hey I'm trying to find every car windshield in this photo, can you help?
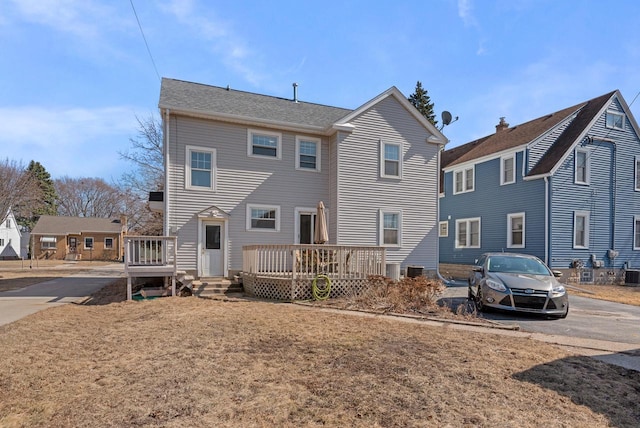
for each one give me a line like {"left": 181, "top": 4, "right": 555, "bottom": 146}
{"left": 486, "top": 256, "right": 551, "bottom": 275}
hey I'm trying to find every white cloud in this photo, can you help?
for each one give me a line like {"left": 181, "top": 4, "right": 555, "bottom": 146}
{"left": 0, "top": 106, "right": 139, "bottom": 178}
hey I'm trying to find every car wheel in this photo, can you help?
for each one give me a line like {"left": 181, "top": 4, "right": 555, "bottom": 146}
{"left": 475, "top": 287, "right": 485, "bottom": 312}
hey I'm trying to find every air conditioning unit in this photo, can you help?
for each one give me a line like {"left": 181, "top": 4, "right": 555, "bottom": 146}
{"left": 625, "top": 270, "right": 640, "bottom": 285}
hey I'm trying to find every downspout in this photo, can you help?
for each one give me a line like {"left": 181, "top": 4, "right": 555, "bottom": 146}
{"left": 435, "top": 143, "right": 450, "bottom": 283}
{"left": 589, "top": 136, "right": 617, "bottom": 264}
{"left": 544, "top": 176, "right": 549, "bottom": 266}
{"left": 163, "top": 108, "right": 170, "bottom": 237}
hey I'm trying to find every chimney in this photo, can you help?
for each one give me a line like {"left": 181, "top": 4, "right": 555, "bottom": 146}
{"left": 495, "top": 117, "right": 509, "bottom": 133}
{"left": 292, "top": 82, "right": 299, "bottom": 103}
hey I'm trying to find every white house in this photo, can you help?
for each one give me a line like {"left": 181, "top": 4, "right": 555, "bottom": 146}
{"left": 155, "top": 78, "right": 448, "bottom": 283}
{"left": 0, "top": 210, "right": 23, "bottom": 260}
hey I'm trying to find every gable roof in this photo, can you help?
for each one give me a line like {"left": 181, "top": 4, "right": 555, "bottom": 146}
{"left": 442, "top": 90, "right": 618, "bottom": 174}
{"left": 159, "top": 78, "right": 351, "bottom": 133}
{"left": 159, "top": 78, "right": 448, "bottom": 143}
{"left": 31, "top": 216, "right": 124, "bottom": 235}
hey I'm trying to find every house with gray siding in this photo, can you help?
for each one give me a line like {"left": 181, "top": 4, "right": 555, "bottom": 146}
{"left": 157, "top": 78, "right": 447, "bottom": 280}
{"left": 439, "top": 90, "right": 640, "bottom": 283}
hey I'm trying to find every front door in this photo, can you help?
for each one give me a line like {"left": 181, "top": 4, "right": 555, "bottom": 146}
{"left": 69, "top": 237, "right": 77, "bottom": 253}
{"left": 202, "top": 223, "right": 223, "bottom": 277}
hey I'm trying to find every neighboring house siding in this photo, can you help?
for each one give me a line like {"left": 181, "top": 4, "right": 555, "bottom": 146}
{"left": 336, "top": 96, "right": 440, "bottom": 269}
{"left": 440, "top": 152, "right": 546, "bottom": 265}
{"left": 167, "top": 115, "right": 331, "bottom": 271}
{"left": 0, "top": 212, "right": 22, "bottom": 259}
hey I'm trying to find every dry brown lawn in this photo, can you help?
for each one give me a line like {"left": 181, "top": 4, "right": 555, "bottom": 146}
{"left": 0, "top": 260, "right": 114, "bottom": 292}
{"left": 568, "top": 283, "right": 640, "bottom": 306}
{"left": 1, "top": 277, "right": 640, "bottom": 427}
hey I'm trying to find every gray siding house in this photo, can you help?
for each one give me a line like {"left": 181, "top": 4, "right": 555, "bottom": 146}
{"left": 157, "top": 78, "right": 447, "bottom": 280}
{"left": 439, "top": 90, "right": 640, "bottom": 283}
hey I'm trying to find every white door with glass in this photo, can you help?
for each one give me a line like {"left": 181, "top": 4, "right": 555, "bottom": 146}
{"left": 296, "top": 208, "right": 323, "bottom": 244}
{"left": 202, "top": 222, "right": 223, "bottom": 277}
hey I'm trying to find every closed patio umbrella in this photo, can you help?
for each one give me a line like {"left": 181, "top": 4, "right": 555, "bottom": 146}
{"left": 314, "top": 201, "right": 328, "bottom": 244}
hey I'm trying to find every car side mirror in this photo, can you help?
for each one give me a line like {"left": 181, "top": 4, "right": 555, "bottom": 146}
{"left": 472, "top": 266, "right": 483, "bottom": 273}
{"left": 552, "top": 270, "right": 563, "bottom": 278}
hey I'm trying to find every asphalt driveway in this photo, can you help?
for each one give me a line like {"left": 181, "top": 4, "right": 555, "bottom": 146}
{"left": 0, "top": 264, "right": 124, "bottom": 327}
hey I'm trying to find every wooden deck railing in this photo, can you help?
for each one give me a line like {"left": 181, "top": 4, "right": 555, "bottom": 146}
{"left": 124, "top": 236, "right": 177, "bottom": 300}
{"left": 242, "top": 244, "right": 386, "bottom": 279}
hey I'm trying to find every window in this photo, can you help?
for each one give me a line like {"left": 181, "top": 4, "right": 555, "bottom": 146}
{"left": 439, "top": 221, "right": 449, "bottom": 238}
{"left": 635, "top": 157, "right": 640, "bottom": 191}
{"left": 455, "top": 218, "right": 481, "bottom": 248}
{"left": 379, "top": 210, "right": 402, "bottom": 246}
{"left": 606, "top": 111, "right": 625, "bottom": 130}
{"left": 296, "top": 137, "right": 321, "bottom": 171}
{"left": 84, "top": 237, "right": 94, "bottom": 249}
{"left": 573, "top": 211, "right": 590, "bottom": 249}
{"left": 635, "top": 216, "right": 640, "bottom": 250}
{"left": 186, "top": 146, "right": 216, "bottom": 190}
{"left": 104, "top": 238, "right": 113, "bottom": 249}
{"left": 380, "top": 141, "right": 402, "bottom": 178}
{"left": 40, "top": 236, "right": 56, "bottom": 249}
{"left": 453, "top": 167, "right": 474, "bottom": 194}
{"left": 248, "top": 129, "right": 281, "bottom": 159}
{"left": 246, "top": 204, "right": 280, "bottom": 231}
{"left": 575, "top": 149, "right": 589, "bottom": 184}
{"left": 5, "top": 219, "right": 10, "bottom": 228}
{"left": 0, "top": 238, "right": 4, "bottom": 246}
{"left": 501, "top": 155, "right": 515, "bottom": 185}
{"left": 507, "top": 213, "right": 525, "bottom": 248}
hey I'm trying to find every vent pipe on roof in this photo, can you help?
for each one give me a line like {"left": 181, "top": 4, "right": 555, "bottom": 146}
{"left": 293, "top": 82, "right": 299, "bottom": 103}
{"left": 495, "top": 117, "right": 509, "bottom": 133}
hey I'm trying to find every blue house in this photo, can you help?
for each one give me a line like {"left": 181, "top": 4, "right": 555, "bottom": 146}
{"left": 439, "top": 90, "right": 640, "bottom": 284}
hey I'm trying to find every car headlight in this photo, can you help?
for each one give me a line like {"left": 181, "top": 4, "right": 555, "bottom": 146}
{"left": 486, "top": 279, "right": 506, "bottom": 292}
{"left": 552, "top": 284, "right": 566, "bottom": 296}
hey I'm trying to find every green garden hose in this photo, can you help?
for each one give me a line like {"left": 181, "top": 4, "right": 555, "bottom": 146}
{"left": 312, "top": 274, "right": 331, "bottom": 300}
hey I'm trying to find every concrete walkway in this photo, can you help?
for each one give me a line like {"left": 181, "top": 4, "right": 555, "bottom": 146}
{"left": 0, "top": 263, "right": 124, "bottom": 327}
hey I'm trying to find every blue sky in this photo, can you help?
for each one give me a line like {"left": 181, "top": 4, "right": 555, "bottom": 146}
{"left": 1, "top": 0, "right": 639, "bottom": 181}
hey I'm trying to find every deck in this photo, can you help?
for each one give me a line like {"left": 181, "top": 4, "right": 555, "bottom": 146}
{"left": 124, "top": 236, "right": 177, "bottom": 300}
{"left": 242, "top": 244, "right": 386, "bottom": 300}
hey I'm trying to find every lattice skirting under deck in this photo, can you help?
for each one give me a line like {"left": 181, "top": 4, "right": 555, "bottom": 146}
{"left": 243, "top": 274, "right": 371, "bottom": 301}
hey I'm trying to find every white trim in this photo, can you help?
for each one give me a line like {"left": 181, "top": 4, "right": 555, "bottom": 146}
{"left": 635, "top": 156, "right": 640, "bottom": 191}
{"left": 605, "top": 110, "right": 625, "bottom": 130}
{"left": 507, "top": 212, "right": 525, "bottom": 249}
{"left": 185, "top": 145, "right": 217, "bottom": 191}
{"left": 453, "top": 166, "right": 474, "bottom": 195}
{"left": 438, "top": 221, "right": 449, "bottom": 238}
{"left": 84, "top": 236, "right": 94, "bottom": 250}
{"left": 380, "top": 140, "right": 402, "bottom": 179}
{"left": 500, "top": 154, "right": 516, "bottom": 185}
{"left": 294, "top": 206, "right": 317, "bottom": 244}
{"left": 573, "top": 210, "right": 590, "bottom": 249}
{"left": 574, "top": 148, "right": 590, "bottom": 185}
{"left": 634, "top": 216, "right": 640, "bottom": 250}
{"left": 295, "top": 136, "right": 321, "bottom": 172}
{"left": 379, "top": 209, "right": 402, "bottom": 247}
{"left": 104, "top": 237, "right": 114, "bottom": 249}
{"left": 246, "top": 204, "right": 281, "bottom": 232}
{"left": 455, "top": 217, "right": 481, "bottom": 249}
{"left": 247, "top": 129, "right": 282, "bottom": 160}
{"left": 40, "top": 236, "right": 57, "bottom": 243}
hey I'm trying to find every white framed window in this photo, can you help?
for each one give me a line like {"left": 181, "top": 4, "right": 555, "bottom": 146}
{"left": 507, "top": 212, "right": 525, "bottom": 248}
{"left": 379, "top": 210, "right": 402, "bottom": 246}
{"left": 5, "top": 219, "right": 10, "bottom": 228}
{"left": 574, "top": 148, "right": 589, "bottom": 185}
{"left": 248, "top": 129, "right": 281, "bottom": 159}
{"left": 246, "top": 204, "right": 280, "bottom": 232}
{"left": 40, "top": 236, "right": 56, "bottom": 249}
{"left": 439, "top": 221, "right": 449, "bottom": 237}
{"left": 635, "top": 216, "right": 640, "bottom": 250}
{"left": 573, "top": 211, "right": 590, "bottom": 249}
{"left": 0, "top": 238, "right": 4, "bottom": 246}
{"left": 635, "top": 157, "right": 640, "bottom": 191}
{"left": 295, "top": 136, "right": 321, "bottom": 171}
{"left": 84, "top": 237, "right": 94, "bottom": 249}
{"left": 455, "top": 218, "right": 481, "bottom": 249}
{"left": 380, "top": 140, "right": 402, "bottom": 178}
{"left": 186, "top": 145, "right": 216, "bottom": 190}
{"left": 606, "top": 111, "right": 625, "bottom": 130}
{"left": 501, "top": 154, "right": 515, "bottom": 185}
{"left": 104, "top": 238, "right": 114, "bottom": 249}
{"left": 453, "top": 166, "right": 474, "bottom": 194}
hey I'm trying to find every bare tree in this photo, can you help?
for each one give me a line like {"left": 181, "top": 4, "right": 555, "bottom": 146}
{"left": 0, "top": 159, "right": 41, "bottom": 224}
{"left": 55, "top": 177, "right": 124, "bottom": 218}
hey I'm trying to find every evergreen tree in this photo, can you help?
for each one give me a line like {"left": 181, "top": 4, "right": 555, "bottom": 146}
{"left": 15, "top": 161, "right": 58, "bottom": 229}
{"left": 408, "top": 81, "right": 437, "bottom": 127}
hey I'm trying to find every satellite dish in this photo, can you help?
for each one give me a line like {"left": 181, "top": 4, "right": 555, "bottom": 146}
{"left": 441, "top": 111, "right": 452, "bottom": 126}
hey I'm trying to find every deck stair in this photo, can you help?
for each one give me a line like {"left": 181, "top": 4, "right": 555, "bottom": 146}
{"left": 191, "top": 277, "right": 243, "bottom": 297}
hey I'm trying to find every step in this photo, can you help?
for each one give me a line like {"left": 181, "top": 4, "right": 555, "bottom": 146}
{"left": 192, "top": 282, "right": 243, "bottom": 297}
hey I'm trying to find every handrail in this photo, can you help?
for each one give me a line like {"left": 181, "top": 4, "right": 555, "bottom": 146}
{"left": 124, "top": 236, "right": 177, "bottom": 270}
